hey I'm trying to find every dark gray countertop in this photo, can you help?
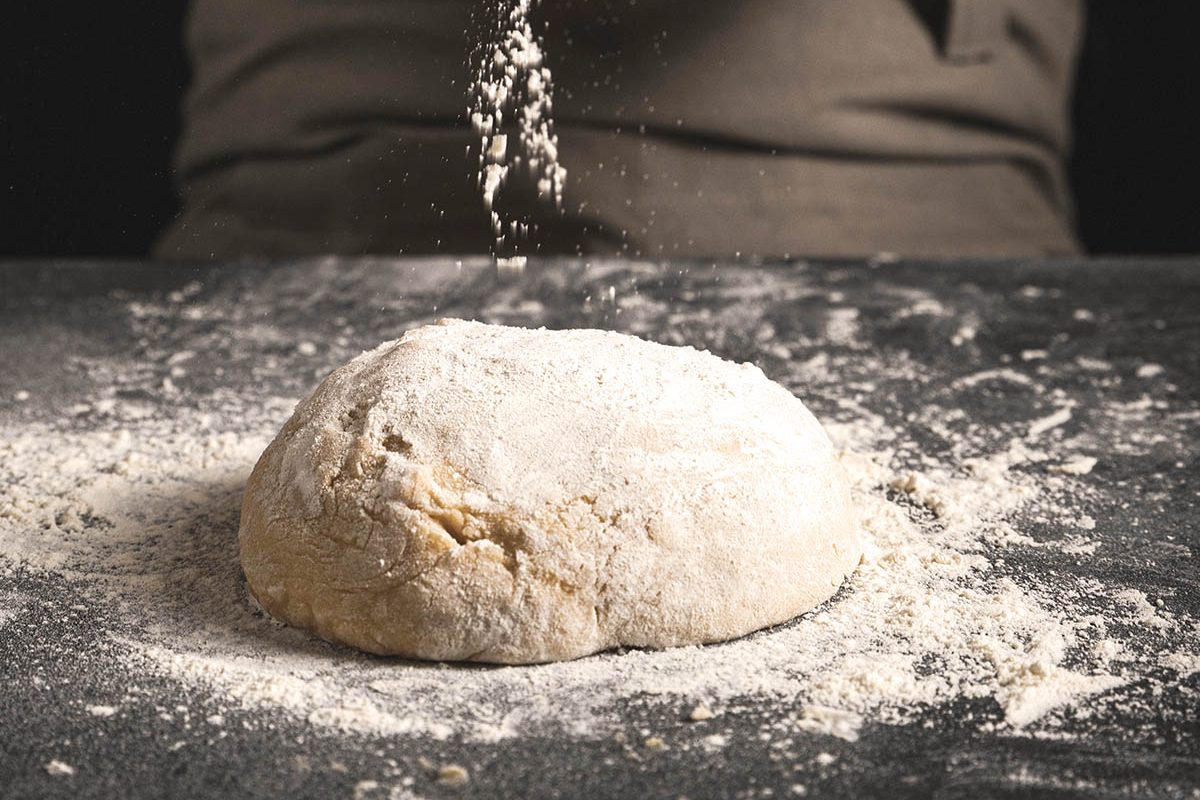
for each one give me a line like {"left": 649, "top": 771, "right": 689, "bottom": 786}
{"left": 1, "top": 257, "right": 1198, "bottom": 800}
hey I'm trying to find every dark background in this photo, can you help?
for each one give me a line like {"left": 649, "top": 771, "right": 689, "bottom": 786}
{"left": 2, "top": 1, "right": 1198, "bottom": 258}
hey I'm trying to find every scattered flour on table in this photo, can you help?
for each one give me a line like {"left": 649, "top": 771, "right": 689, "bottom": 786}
{"left": 2, "top": 263, "right": 1197, "bottom": 750}
{"left": 85, "top": 704, "right": 119, "bottom": 718}
{"left": 2, "top": 384, "right": 1196, "bottom": 746}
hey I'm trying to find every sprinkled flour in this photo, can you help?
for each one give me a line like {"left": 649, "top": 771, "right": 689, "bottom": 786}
{"left": 470, "top": 0, "right": 566, "bottom": 253}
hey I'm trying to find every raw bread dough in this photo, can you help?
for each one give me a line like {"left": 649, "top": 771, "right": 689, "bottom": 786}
{"left": 239, "top": 320, "right": 861, "bottom": 664}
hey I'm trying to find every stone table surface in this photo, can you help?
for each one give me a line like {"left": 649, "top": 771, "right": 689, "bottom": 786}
{"left": 1, "top": 257, "right": 1198, "bottom": 800}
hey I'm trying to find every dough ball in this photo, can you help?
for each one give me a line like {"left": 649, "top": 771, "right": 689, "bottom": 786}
{"left": 239, "top": 319, "right": 861, "bottom": 664}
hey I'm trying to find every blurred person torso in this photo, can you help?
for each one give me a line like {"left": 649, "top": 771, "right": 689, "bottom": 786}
{"left": 160, "top": 0, "right": 1083, "bottom": 259}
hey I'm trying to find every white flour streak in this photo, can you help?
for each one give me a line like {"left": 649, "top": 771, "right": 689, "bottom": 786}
{"left": 470, "top": 0, "right": 566, "bottom": 251}
{"left": 1028, "top": 405, "right": 1074, "bottom": 438}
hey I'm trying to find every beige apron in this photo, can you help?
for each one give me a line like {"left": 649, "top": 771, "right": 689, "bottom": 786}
{"left": 159, "top": 0, "right": 1082, "bottom": 259}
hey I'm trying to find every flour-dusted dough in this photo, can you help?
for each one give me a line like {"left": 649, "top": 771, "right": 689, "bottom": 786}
{"left": 239, "top": 320, "right": 861, "bottom": 664}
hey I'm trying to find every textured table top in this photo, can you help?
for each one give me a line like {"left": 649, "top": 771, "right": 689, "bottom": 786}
{"left": 1, "top": 257, "right": 1198, "bottom": 800}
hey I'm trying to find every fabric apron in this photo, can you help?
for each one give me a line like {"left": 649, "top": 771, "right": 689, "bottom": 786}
{"left": 159, "top": 0, "right": 1083, "bottom": 259}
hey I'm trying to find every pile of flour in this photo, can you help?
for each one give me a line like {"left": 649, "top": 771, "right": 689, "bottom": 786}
{"left": 2, "top": 349, "right": 1196, "bottom": 747}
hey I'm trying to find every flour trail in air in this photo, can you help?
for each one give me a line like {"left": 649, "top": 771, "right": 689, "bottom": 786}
{"left": 470, "top": 0, "right": 566, "bottom": 253}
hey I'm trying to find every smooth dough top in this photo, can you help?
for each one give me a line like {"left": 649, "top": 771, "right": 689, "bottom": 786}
{"left": 239, "top": 319, "right": 861, "bottom": 663}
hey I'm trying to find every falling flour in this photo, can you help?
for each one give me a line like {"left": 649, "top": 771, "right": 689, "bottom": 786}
{"left": 470, "top": 0, "right": 566, "bottom": 252}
